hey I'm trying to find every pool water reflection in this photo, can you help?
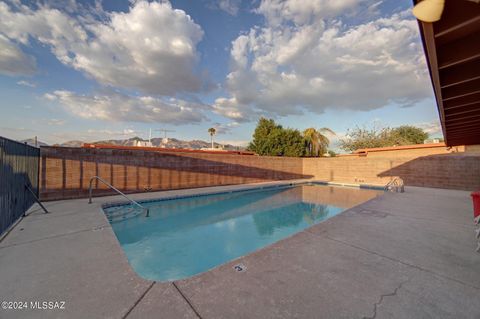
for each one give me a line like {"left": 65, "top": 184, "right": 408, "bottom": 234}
{"left": 105, "top": 184, "right": 381, "bottom": 281}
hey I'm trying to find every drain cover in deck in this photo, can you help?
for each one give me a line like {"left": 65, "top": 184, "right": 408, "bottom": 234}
{"left": 233, "top": 263, "right": 246, "bottom": 272}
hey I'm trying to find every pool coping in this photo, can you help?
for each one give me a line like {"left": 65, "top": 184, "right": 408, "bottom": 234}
{"left": 101, "top": 179, "right": 386, "bottom": 209}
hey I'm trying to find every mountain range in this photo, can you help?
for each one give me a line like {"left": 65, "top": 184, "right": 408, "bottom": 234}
{"left": 21, "top": 137, "right": 245, "bottom": 151}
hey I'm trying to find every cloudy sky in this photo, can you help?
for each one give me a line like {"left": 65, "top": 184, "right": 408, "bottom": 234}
{"left": 0, "top": 0, "right": 441, "bottom": 146}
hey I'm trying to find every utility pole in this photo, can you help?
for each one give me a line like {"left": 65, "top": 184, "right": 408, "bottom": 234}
{"left": 155, "top": 129, "right": 176, "bottom": 139}
{"left": 155, "top": 129, "right": 176, "bottom": 144}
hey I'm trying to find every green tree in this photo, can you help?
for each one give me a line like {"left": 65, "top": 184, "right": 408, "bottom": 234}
{"left": 303, "top": 127, "right": 335, "bottom": 157}
{"left": 339, "top": 125, "right": 429, "bottom": 152}
{"left": 248, "top": 118, "right": 280, "bottom": 155}
{"left": 280, "top": 128, "right": 305, "bottom": 157}
{"left": 248, "top": 118, "right": 305, "bottom": 157}
{"left": 389, "top": 126, "right": 429, "bottom": 145}
{"left": 328, "top": 150, "right": 337, "bottom": 157}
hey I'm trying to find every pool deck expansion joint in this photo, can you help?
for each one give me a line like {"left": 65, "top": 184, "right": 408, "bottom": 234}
{"left": 172, "top": 281, "right": 203, "bottom": 319}
{"left": 123, "top": 282, "right": 156, "bottom": 319}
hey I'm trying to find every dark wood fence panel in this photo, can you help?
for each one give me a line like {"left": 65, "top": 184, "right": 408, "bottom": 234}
{"left": 0, "top": 136, "right": 40, "bottom": 235}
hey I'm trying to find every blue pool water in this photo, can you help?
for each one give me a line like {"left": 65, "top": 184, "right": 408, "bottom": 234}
{"left": 105, "top": 184, "right": 381, "bottom": 281}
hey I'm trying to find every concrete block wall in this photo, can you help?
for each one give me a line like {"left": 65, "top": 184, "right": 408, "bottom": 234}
{"left": 357, "top": 146, "right": 465, "bottom": 157}
{"left": 303, "top": 154, "right": 480, "bottom": 191}
{"left": 39, "top": 147, "right": 306, "bottom": 201}
{"left": 39, "top": 147, "right": 480, "bottom": 201}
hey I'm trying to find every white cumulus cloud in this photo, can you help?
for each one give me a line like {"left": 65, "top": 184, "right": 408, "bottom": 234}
{"left": 45, "top": 90, "right": 211, "bottom": 125}
{"left": 47, "top": 118, "right": 66, "bottom": 125}
{"left": 0, "top": 34, "right": 36, "bottom": 76}
{"left": 213, "top": 97, "right": 257, "bottom": 122}
{"left": 207, "top": 0, "right": 241, "bottom": 16}
{"left": 255, "top": 0, "right": 365, "bottom": 26}
{"left": 214, "top": 1, "right": 431, "bottom": 122}
{"left": 0, "top": 1, "right": 209, "bottom": 95}
{"left": 17, "top": 80, "right": 36, "bottom": 87}
{"left": 213, "top": 121, "right": 240, "bottom": 134}
{"left": 416, "top": 121, "right": 442, "bottom": 136}
{"left": 218, "top": 0, "right": 241, "bottom": 15}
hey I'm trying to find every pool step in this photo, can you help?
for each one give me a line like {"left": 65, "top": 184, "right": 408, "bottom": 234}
{"left": 105, "top": 206, "right": 144, "bottom": 223}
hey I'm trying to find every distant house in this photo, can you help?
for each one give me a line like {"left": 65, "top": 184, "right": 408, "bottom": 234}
{"left": 424, "top": 138, "right": 442, "bottom": 144}
{"left": 201, "top": 144, "right": 225, "bottom": 151}
{"left": 134, "top": 140, "right": 153, "bottom": 147}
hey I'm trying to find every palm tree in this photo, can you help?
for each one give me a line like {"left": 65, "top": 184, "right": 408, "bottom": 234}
{"left": 208, "top": 127, "right": 216, "bottom": 149}
{"left": 303, "top": 127, "right": 335, "bottom": 157}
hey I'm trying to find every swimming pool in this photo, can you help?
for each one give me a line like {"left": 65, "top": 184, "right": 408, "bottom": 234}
{"left": 104, "top": 183, "right": 382, "bottom": 281}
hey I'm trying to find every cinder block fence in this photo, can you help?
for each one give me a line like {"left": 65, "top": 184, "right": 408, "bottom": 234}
{"left": 39, "top": 147, "right": 306, "bottom": 201}
{"left": 39, "top": 146, "right": 480, "bottom": 201}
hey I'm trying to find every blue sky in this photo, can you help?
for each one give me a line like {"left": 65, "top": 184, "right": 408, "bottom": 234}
{"left": 0, "top": 0, "right": 441, "bottom": 148}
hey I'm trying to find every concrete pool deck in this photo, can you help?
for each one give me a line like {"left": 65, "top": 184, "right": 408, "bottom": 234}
{"left": 0, "top": 181, "right": 479, "bottom": 318}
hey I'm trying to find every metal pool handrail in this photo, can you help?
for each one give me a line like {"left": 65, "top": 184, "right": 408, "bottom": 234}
{"left": 88, "top": 176, "right": 149, "bottom": 217}
{"left": 385, "top": 177, "right": 405, "bottom": 193}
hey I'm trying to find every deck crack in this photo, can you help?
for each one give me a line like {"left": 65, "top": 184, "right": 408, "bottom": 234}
{"left": 363, "top": 280, "right": 408, "bottom": 319}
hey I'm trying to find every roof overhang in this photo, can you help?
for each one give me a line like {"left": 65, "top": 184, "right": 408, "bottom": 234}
{"left": 414, "top": 0, "right": 480, "bottom": 146}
